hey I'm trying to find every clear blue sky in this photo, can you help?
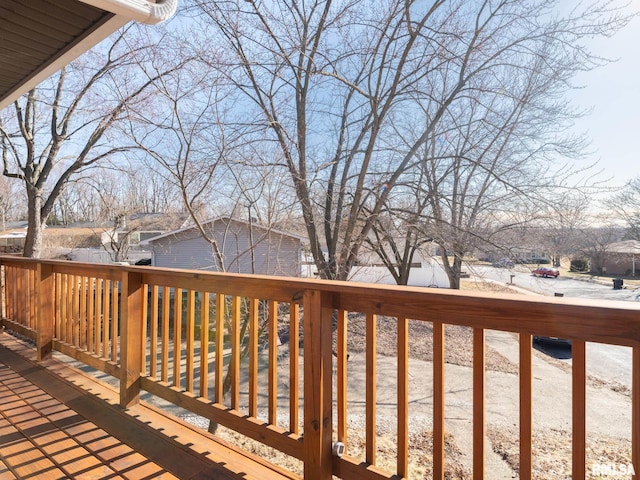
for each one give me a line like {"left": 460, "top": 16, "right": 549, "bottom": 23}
{"left": 569, "top": 6, "right": 640, "bottom": 189}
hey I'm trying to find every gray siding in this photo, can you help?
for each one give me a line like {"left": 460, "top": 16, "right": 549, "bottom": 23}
{"left": 151, "top": 219, "right": 301, "bottom": 277}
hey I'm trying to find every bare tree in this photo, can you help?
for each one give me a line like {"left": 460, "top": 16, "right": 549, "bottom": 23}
{"left": 0, "top": 175, "right": 23, "bottom": 230}
{"left": 609, "top": 177, "right": 640, "bottom": 241}
{"left": 127, "top": 58, "right": 240, "bottom": 268}
{"left": 194, "top": 0, "right": 454, "bottom": 279}
{"left": 194, "top": 0, "right": 630, "bottom": 282}
{"left": 127, "top": 57, "right": 300, "bottom": 431}
{"left": 534, "top": 192, "right": 592, "bottom": 267}
{"left": 0, "top": 26, "right": 188, "bottom": 257}
{"left": 378, "top": 0, "right": 630, "bottom": 288}
{"left": 364, "top": 169, "right": 435, "bottom": 285}
{"left": 577, "top": 222, "right": 625, "bottom": 275}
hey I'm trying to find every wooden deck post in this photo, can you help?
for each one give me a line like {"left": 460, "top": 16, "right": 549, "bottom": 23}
{"left": 633, "top": 347, "right": 639, "bottom": 480}
{"left": 36, "top": 263, "right": 55, "bottom": 361}
{"left": 120, "top": 270, "right": 144, "bottom": 408}
{"left": 303, "top": 289, "right": 333, "bottom": 480}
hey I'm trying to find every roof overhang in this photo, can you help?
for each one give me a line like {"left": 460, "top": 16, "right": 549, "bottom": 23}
{"left": 607, "top": 240, "right": 640, "bottom": 254}
{"left": 0, "top": 0, "right": 177, "bottom": 111}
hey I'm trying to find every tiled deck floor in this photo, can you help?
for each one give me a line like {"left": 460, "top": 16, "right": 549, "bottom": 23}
{"left": 0, "top": 334, "right": 296, "bottom": 480}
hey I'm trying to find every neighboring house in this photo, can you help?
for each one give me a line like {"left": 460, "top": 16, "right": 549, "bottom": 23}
{"left": 348, "top": 258, "right": 450, "bottom": 288}
{"left": 0, "top": 213, "right": 188, "bottom": 263}
{"left": 589, "top": 240, "right": 640, "bottom": 276}
{"left": 0, "top": 226, "right": 103, "bottom": 256}
{"left": 329, "top": 241, "right": 450, "bottom": 287}
{"left": 100, "top": 212, "right": 189, "bottom": 263}
{"left": 0, "top": 231, "right": 26, "bottom": 253}
{"left": 142, "top": 217, "right": 304, "bottom": 277}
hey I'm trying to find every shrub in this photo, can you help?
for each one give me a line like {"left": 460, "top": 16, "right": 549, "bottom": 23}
{"left": 570, "top": 259, "right": 590, "bottom": 272}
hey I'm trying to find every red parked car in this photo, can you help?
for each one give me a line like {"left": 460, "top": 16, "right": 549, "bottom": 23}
{"left": 531, "top": 266, "right": 559, "bottom": 278}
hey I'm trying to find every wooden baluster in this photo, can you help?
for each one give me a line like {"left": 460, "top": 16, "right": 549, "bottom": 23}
{"left": 111, "top": 280, "right": 118, "bottom": 362}
{"left": 94, "top": 278, "right": 102, "bottom": 357}
{"left": 61, "top": 274, "right": 68, "bottom": 342}
{"left": 337, "top": 309, "right": 347, "bottom": 449}
{"left": 141, "top": 284, "right": 149, "bottom": 375}
{"left": 11, "top": 266, "right": 17, "bottom": 321}
{"left": 572, "top": 340, "right": 586, "bottom": 480}
{"left": 289, "top": 302, "right": 300, "bottom": 435}
{"left": 268, "top": 300, "right": 278, "bottom": 425}
{"left": 199, "top": 292, "right": 210, "bottom": 398}
{"left": 0, "top": 264, "right": 5, "bottom": 320}
{"left": 520, "top": 333, "right": 533, "bottom": 480}
{"left": 102, "top": 279, "right": 110, "bottom": 359}
{"left": 433, "top": 321, "right": 445, "bottom": 479}
{"left": 29, "top": 267, "right": 37, "bottom": 330}
{"left": 186, "top": 289, "right": 195, "bottom": 393}
{"left": 36, "top": 263, "right": 54, "bottom": 361}
{"left": 87, "top": 277, "right": 94, "bottom": 353}
{"left": 249, "top": 298, "right": 259, "bottom": 417}
{"left": 150, "top": 285, "right": 159, "bottom": 379}
{"left": 10, "top": 266, "right": 15, "bottom": 321}
{"left": 366, "top": 312, "right": 377, "bottom": 466}
{"left": 88, "top": 278, "right": 94, "bottom": 352}
{"left": 215, "top": 293, "right": 224, "bottom": 403}
{"left": 66, "top": 274, "right": 73, "bottom": 342}
{"left": 231, "top": 295, "right": 241, "bottom": 409}
{"left": 72, "top": 275, "right": 79, "bottom": 346}
{"left": 398, "top": 316, "right": 409, "bottom": 478}
{"left": 161, "top": 286, "right": 170, "bottom": 383}
{"left": 633, "top": 347, "right": 639, "bottom": 480}
{"left": 473, "top": 328, "right": 485, "bottom": 479}
{"left": 173, "top": 288, "right": 182, "bottom": 389}
{"left": 17, "top": 267, "right": 24, "bottom": 325}
{"left": 79, "top": 276, "right": 87, "bottom": 350}
{"left": 3, "top": 265, "right": 10, "bottom": 320}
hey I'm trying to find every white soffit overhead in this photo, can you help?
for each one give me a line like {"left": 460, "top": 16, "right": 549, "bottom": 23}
{"left": 0, "top": 0, "right": 177, "bottom": 111}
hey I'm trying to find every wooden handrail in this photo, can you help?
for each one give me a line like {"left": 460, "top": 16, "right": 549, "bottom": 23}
{"left": 1, "top": 255, "right": 639, "bottom": 480}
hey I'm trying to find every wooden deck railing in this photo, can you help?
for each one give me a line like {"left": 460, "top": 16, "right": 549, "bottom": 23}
{"left": 1, "top": 256, "right": 639, "bottom": 479}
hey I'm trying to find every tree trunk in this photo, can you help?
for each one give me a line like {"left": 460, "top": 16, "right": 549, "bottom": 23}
{"left": 23, "top": 190, "right": 43, "bottom": 258}
{"left": 440, "top": 251, "right": 462, "bottom": 290}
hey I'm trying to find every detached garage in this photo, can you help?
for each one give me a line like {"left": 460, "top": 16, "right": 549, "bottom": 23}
{"left": 142, "top": 216, "right": 304, "bottom": 277}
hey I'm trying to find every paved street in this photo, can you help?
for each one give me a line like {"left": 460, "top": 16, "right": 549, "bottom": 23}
{"left": 470, "top": 264, "right": 640, "bottom": 302}
{"left": 469, "top": 264, "right": 638, "bottom": 388}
